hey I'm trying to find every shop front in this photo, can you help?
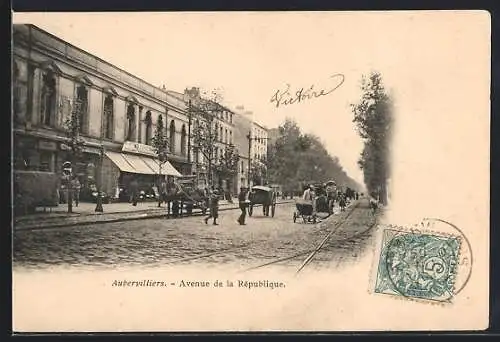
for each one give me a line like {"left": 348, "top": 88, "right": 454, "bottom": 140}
{"left": 102, "top": 142, "right": 183, "bottom": 202}
{"left": 13, "top": 132, "right": 104, "bottom": 205}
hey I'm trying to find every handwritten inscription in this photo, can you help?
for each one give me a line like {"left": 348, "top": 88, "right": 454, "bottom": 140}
{"left": 270, "top": 74, "right": 345, "bottom": 108}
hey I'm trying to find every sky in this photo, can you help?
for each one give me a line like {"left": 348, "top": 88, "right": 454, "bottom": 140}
{"left": 11, "top": 11, "right": 490, "bottom": 187}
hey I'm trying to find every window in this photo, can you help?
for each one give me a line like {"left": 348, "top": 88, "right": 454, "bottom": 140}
{"left": 39, "top": 151, "right": 52, "bottom": 172}
{"left": 144, "top": 111, "right": 152, "bottom": 145}
{"left": 126, "top": 103, "right": 136, "bottom": 141}
{"left": 103, "top": 95, "right": 114, "bottom": 139}
{"left": 241, "top": 161, "right": 244, "bottom": 174}
{"left": 169, "top": 120, "right": 176, "bottom": 153}
{"left": 219, "top": 126, "right": 223, "bottom": 142}
{"left": 230, "top": 131, "right": 233, "bottom": 145}
{"left": 230, "top": 113, "right": 233, "bottom": 124}
{"left": 75, "top": 85, "right": 89, "bottom": 134}
{"left": 40, "top": 71, "right": 57, "bottom": 126}
{"left": 224, "top": 129, "right": 228, "bottom": 144}
{"left": 181, "top": 124, "right": 187, "bottom": 156}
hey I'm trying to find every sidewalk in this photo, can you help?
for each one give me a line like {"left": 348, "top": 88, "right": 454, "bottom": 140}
{"left": 14, "top": 199, "right": 294, "bottom": 231}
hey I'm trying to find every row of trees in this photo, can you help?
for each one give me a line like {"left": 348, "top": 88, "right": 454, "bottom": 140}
{"left": 62, "top": 87, "right": 364, "bottom": 205}
{"left": 351, "top": 72, "right": 393, "bottom": 205}
{"left": 266, "top": 119, "right": 360, "bottom": 194}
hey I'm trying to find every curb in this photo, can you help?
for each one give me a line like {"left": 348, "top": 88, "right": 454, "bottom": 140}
{"left": 14, "top": 201, "right": 295, "bottom": 231}
{"left": 15, "top": 202, "right": 241, "bottom": 223}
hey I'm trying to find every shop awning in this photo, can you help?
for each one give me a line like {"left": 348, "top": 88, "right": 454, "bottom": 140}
{"left": 104, "top": 151, "right": 182, "bottom": 177}
{"left": 141, "top": 156, "right": 183, "bottom": 177}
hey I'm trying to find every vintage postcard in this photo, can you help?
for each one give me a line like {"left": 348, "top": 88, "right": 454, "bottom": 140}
{"left": 11, "top": 11, "right": 490, "bottom": 332}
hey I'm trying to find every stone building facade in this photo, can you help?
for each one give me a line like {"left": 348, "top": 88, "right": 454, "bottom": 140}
{"left": 251, "top": 121, "right": 268, "bottom": 162}
{"left": 167, "top": 88, "right": 237, "bottom": 193}
{"left": 232, "top": 107, "right": 252, "bottom": 189}
{"left": 12, "top": 24, "right": 191, "bottom": 200}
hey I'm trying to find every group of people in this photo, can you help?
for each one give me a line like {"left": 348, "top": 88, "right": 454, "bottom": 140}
{"left": 300, "top": 182, "right": 361, "bottom": 216}
{"left": 203, "top": 186, "right": 251, "bottom": 226}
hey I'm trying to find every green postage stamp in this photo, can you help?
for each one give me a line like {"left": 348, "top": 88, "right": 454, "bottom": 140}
{"left": 374, "top": 225, "right": 465, "bottom": 303}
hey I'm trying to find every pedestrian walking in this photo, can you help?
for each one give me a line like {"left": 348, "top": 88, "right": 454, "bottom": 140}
{"left": 129, "top": 178, "right": 139, "bottom": 206}
{"left": 72, "top": 176, "right": 81, "bottom": 207}
{"left": 160, "top": 180, "right": 167, "bottom": 204}
{"left": 237, "top": 186, "right": 248, "bottom": 225}
{"left": 204, "top": 189, "right": 220, "bottom": 225}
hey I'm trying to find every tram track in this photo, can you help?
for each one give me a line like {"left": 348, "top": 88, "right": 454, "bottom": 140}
{"left": 160, "top": 205, "right": 344, "bottom": 267}
{"left": 239, "top": 199, "right": 378, "bottom": 274}
{"left": 159, "top": 199, "right": 378, "bottom": 270}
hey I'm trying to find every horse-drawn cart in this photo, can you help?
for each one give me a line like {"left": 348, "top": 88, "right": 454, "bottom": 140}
{"left": 248, "top": 185, "right": 277, "bottom": 217}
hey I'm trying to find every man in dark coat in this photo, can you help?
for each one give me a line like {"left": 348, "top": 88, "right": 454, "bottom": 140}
{"left": 129, "top": 179, "right": 139, "bottom": 206}
{"left": 204, "top": 188, "right": 220, "bottom": 225}
{"left": 237, "top": 187, "right": 248, "bottom": 225}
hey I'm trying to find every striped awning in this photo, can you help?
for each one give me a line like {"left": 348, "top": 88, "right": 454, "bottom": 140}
{"left": 104, "top": 151, "right": 182, "bottom": 177}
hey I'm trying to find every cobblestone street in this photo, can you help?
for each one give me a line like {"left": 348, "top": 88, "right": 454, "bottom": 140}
{"left": 13, "top": 199, "right": 379, "bottom": 273}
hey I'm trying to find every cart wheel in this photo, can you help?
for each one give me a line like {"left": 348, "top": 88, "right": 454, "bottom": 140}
{"left": 271, "top": 204, "right": 276, "bottom": 217}
{"left": 248, "top": 205, "right": 253, "bottom": 216}
{"left": 293, "top": 212, "right": 297, "bottom": 223}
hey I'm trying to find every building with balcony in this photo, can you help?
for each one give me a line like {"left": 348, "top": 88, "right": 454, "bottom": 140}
{"left": 12, "top": 24, "right": 191, "bottom": 201}
{"left": 251, "top": 121, "right": 268, "bottom": 163}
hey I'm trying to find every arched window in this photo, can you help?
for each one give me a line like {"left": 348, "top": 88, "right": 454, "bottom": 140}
{"left": 169, "top": 120, "right": 176, "bottom": 153}
{"left": 103, "top": 95, "right": 114, "bottom": 139}
{"left": 75, "top": 85, "right": 89, "bottom": 134}
{"left": 126, "top": 103, "right": 136, "bottom": 141}
{"left": 181, "top": 124, "right": 187, "bottom": 156}
{"left": 144, "top": 111, "right": 152, "bottom": 145}
{"left": 224, "top": 128, "right": 228, "bottom": 144}
{"left": 229, "top": 131, "right": 233, "bottom": 145}
{"left": 40, "top": 70, "right": 56, "bottom": 126}
{"left": 219, "top": 126, "right": 223, "bottom": 142}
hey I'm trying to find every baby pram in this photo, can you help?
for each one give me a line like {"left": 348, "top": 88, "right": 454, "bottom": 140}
{"left": 293, "top": 199, "right": 318, "bottom": 224}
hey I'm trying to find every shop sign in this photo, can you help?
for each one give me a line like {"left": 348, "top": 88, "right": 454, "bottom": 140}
{"left": 82, "top": 146, "right": 101, "bottom": 155}
{"left": 122, "top": 141, "right": 157, "bottom": 157}
{"left": 38, "top": 140, "right": 58, "bottom": 151}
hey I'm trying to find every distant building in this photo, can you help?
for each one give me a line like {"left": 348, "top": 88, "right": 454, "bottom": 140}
{"left": 267, "top": 127, "right": 281, "bottom": 146}
{"left": 231, "top": 106, "right": 269, "bottom": 187}
{"left": 232, "top": 106, "right": 252, "bottom": 189}
{"left": 251, "top": 121, "right": 268, "bottom": 162}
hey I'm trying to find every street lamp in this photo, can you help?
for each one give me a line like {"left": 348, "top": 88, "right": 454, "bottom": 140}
{"left": 95, "top": 143, "right": 104, "bottom": 212}
{"left": 246, "top": 131, "right": 271, "bottom": 187}
{"left": 187, "top": 99, "right": 192, "bottom": 167}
